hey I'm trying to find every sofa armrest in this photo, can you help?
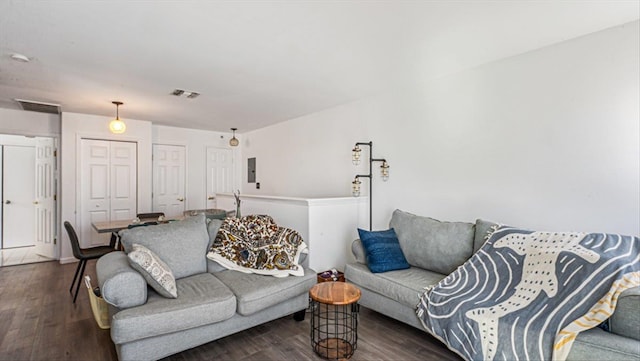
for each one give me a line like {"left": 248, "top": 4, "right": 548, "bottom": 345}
{"left": 609, "top": 286, "right": 640, "bottom": 341}
{"left": 352, "top": 239, "right": 366, "bottom": 264}
{"left": 96, "top": 251, "right": 147, "bottom": 309}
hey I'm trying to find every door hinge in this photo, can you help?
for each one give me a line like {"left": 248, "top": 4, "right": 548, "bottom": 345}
{"left": 54, "top": 238, "right": 57, "bottom": 245}
{"left": 54, "top": 194, "right": 57, "bottom": 201}
{"left": 53, "top": 150, "right": 57, "bottom": 157}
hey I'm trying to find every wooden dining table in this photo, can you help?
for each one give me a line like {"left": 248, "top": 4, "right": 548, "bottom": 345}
{"left": 91, "top": 216, "right": 186, "bottom": 234}
{"left": 91, "top": 217, "right": 185, "bottom": 250}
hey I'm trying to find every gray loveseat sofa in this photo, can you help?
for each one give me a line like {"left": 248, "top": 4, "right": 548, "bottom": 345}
{"left": 96, "top": 214, "right": 316, "bottom": 361}
{"left": 344, "top": 209, "right": 640, "bottom": 361}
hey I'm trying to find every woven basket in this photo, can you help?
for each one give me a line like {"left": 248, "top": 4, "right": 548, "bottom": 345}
{"left": 84, "top": 276, "right": 111, "bottom": 329}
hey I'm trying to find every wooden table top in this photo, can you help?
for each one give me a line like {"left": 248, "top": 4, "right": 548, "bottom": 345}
{"left": 309, "top": 282, "right": 361, "bottom": 305}
{"left": 91, "top": 216, "right": 185, "bottom": 233}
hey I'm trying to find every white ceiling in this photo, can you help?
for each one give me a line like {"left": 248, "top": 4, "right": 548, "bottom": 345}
{"left": 0, "top": 1, "right": 638, "bottom": 133}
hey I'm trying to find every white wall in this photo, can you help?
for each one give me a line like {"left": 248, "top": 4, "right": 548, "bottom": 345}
{"left": 217, "top": 193, "right": 368, "bottom": 271}
{"left": 60, "top": 112, "right": 153, "bottom": 262}
{"left": 0, "top": 108, "right": 60, "bottom": 136}
{"left": 242, "top": 21, "right": 640, "bottom": 237}
{"left": 152, "top": 125, "right": 240, "bottom": 211}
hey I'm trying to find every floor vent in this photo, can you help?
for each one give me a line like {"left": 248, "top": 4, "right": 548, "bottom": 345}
{"left": 15, "top": 99, "right": 61, "bottom": 114}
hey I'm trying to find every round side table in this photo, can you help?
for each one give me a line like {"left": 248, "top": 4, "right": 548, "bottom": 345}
{"left": 309, "top": 282, "right": 361, "bottom": 359}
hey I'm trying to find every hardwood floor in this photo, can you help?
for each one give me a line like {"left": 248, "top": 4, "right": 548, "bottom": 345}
{"left": 0, "top": 260, "right": 461, "bottom": 361}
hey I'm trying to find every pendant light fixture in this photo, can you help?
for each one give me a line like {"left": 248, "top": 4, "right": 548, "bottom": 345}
{"left": 229, "top": 128, "right": 239, "bottom": 147}
{"left": 109, "top": 101, "right": 126, "bottom": 134}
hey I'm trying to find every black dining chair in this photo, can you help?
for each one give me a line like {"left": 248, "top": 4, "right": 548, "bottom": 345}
{"left": 64, "top": 221, "right": 115, "bottom": 303}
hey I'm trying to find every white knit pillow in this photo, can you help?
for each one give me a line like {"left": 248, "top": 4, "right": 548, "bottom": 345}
{"left": 127, "top": 243, "right": 177, "bottom": 298}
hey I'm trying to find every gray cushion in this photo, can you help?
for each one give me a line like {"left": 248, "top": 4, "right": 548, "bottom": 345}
{"left": 214, "top": 268, "right": 316, "bottom": 316}
{"left": 344, "top": 262, "right": 445, "bottom": 308}
{"left": 110, "top": 272, "right": 236, "bottom": 344}
{"left": 389, "top": 209, "right": 474, "bottom": 275}
{"left": 119, "top": 214, "right": 209, "bottom": 279}
{"left": 352, "top": 239, "right": 366, "bottom": 264}
{"left": 568, "top": 327, "right": 640, "bottom": 361}
{"left": 206, "top": 218, "right": 223, "bottom": 250}
{"left": 609, "top": 287, "right": 640, "bottom": 341}
{"left": 97, "top": 251, "right": 147, "bottom": 309}
{"left": 473, "top": 219, "right": 499, "bottom": 253}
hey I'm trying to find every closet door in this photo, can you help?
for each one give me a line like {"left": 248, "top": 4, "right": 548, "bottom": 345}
{"left": 80, "top": 139, "right": 136, "bottom": 248}
{"left": 109, "top": 142, "right": 137, "bottom": 223}
{"left": 152, "top": 144, "right": 186, "bottom": 218}
{"left": 34, "top": 137, "right": 57, "bottom": 258}
{"left": 205, "top": 147, "right": 232, "bottom": 209}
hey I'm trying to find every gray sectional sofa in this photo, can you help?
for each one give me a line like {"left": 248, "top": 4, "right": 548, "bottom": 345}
{"left": 344, "top": 209, "right": 640, "bottom": 361}
{"left": 96, "top": 214, "right": 316, "bottom": 361}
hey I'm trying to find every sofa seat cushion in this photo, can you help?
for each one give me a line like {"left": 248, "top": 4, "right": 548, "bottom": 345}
{"left": 345, "top": 262, "right": 445, "bottom": 308}
{"left": 389, "top": 209, "right": 474, "bottom": 275}
{"left": 111, "top": 272, "right": 236, "bottom": 344}
{"left": 214, "top": 268, "right": 316, "bottom": 316}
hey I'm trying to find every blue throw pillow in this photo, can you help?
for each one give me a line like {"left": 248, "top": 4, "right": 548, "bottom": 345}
{"left": 358, "top": 228, "right": 410, "bottom": 273}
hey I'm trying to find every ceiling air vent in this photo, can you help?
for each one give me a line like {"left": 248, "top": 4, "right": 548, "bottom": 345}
{"left": 15, "top": 99, "right": 61, "bottom": 114}
{"left": 171, "top": 89, "right": 200, "bottom": 99}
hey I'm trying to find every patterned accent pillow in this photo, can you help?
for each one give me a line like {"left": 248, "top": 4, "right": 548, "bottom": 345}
{"left": 127, "top": 243, "right": 177, "bottom": 298}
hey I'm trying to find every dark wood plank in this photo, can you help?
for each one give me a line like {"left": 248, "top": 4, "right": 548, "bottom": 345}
{"left": 0, "top": 260, "right": 460, "bottom": 361}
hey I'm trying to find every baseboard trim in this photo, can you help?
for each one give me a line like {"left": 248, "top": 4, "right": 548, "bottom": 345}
{"left": 60, "top": 257, "right": 78, "bottom": 264}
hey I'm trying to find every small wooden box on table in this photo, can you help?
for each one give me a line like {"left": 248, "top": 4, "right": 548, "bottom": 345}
{"left": 317, "top": 270, "right": 345, "bottom": 283}
{"left": 309, "top": 282, "right": 361, "bottom": 359}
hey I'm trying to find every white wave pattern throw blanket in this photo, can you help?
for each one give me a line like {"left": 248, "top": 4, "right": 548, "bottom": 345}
{"left": 416, "top": 226, "right": 639, "bottom": 361}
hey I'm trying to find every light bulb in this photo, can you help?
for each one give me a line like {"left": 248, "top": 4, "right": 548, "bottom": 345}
{"left": 352, "top": 145, "right": 361, "bottom": 165}
{"left": 109, "top": 119, "right": 126, "bottom": 134}
{"left": 380, "top": 161, "right": 389, "bottom": 181}
{"left": 352, "top": 178, "right": 361, "bottom": 197}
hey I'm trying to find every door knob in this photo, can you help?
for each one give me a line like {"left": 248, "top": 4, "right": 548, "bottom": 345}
{"left": 177, "top": 198, "right": 184, "bottom": 202}
{"left": 4, "top": 200, "right": 11, "bottom": 204}
{"left": 207, "top": 196, "right": 215, "bottom": 200}
{"left": 33, "top": 201, "right": 39, "bottom": 205}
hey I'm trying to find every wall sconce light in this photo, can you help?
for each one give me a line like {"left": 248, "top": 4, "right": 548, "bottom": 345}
{"left": 352, "top": 145, "right": 362, "bottom": 165}
{"left": 381, "top": 161, "right": 390, "bottom": 181}
{"left": 352, "top": 178, "right": 362, "bottom": 197}
{"left": 109, "top": 101, "right": 126, "bottom": 134}
{"left": 351, "top": 141, "right": 389, "bottom": 230}
{"left": 229, "top": 128, "right": 239, "bottom": 147}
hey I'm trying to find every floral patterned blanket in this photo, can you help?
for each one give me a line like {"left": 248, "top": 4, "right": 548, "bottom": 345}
{"left": 206, "top": 215, "right": 307, "bottom": 277}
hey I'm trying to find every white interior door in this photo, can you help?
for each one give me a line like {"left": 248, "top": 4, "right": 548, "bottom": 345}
{"left": 0, "top": 146, "right": 2, "bottom": 248}
{"left": 80, "top": 139, "right": 137, "bottom": 248}
{"left": 109, "top": 142, "right": 137, "bottom": 223}
{"left": 152, "top": 144, "right": 186, "bottom": 218}
{"left": 205, "top": 147, "right": 233, "bottom": 209}
{"left": 34, "top": 137, "right": 56, "bottom": 258}
{"left": 2, "top": 145, "right": 36, "bottom": 248}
